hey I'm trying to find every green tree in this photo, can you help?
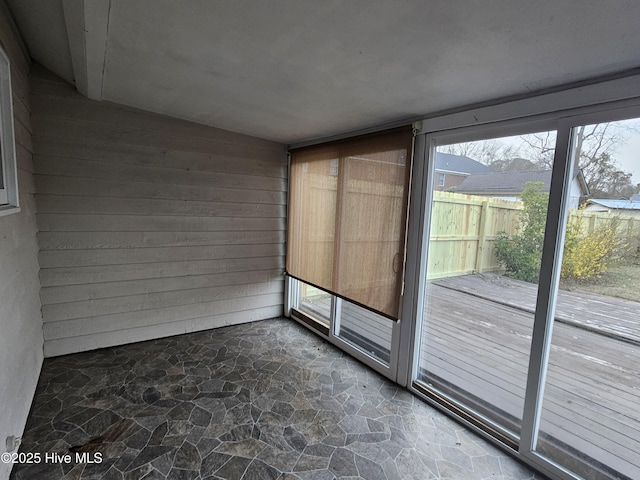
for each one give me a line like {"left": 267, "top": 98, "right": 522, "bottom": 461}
{"left": 495, "top": 182, "right": 548, "bottom": 283}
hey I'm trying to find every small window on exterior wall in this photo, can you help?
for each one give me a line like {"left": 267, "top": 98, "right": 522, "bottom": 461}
{"left": 0, "top": 44, "right": 18, "bottom": 214}
{"left": 438, "top": 173, "right": 446, "bottom": 187}
{"left": 329, "top": 158, "right": 339, "bottom": 176}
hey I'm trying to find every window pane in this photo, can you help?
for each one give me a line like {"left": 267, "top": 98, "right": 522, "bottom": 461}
{"left": 417, "top": 130, "right": 558, "bottom": 437}
{"left": 336, "top": 300, "right": 392, "bottom": 365}
{"left": 0, "top": 146, "right": 6, "bottom": 205}
{"left": 297, "top": 281, "right": 331, "bottom": 325}
{"left": 536, "top": 118, "right": 640, "bottom": 480}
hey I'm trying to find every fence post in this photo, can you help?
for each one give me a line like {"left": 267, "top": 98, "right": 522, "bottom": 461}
{"left": 630, "top": 217, "right": 639, "bottom": 254}
{"left": 588, "top": 212, "right": 597, "bottom": 234}
{"left": 475, "top": 199, "right": 490, "bottom": 273}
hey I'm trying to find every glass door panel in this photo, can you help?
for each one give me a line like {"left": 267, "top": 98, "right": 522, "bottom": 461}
{"left": 335, "top": 300, "right": 393, "bottom": 365}
{"left": 297, "top": 281, "right": 331, "bottom": 324}
{"left": 417, "top": 130, "right": 558, "bottom": 437}
{"left": 290, "top": 278, "right": 397, "bottom": 377}
{"left": 536, "top": 118, "right": 640, "bottom": 480}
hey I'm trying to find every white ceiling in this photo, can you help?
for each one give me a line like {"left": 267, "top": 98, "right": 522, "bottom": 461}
{"left": 8, "top": 0, "right": 640, "bottom": 144}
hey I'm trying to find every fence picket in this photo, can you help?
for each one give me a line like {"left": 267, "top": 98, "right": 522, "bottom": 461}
{"left": 427, "top": 192, "right": 638, "bottom": 279}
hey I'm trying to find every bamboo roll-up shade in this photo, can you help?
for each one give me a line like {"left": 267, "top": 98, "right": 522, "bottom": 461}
{"left": 287, "top": 127, "right": 413, "bottom": 320}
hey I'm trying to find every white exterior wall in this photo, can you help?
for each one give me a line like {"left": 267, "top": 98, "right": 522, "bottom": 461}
{"left": 583, "top": 204, "right": 640, "bottom": 218}
{"left": 0, "top": 8, "right": 44, "bottom": 480}
{"left": 568, "top": 177, "right": 583, "bottom": 210}
{"left": 31, "top": 67, "right": 288, "bottom": 357}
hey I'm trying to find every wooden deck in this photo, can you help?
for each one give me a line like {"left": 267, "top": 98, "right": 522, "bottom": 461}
{"left": 436, "top": 273, "right": 640, "bottom": 345}
{"left": 302, "top": 274, "right": 640, "bottom": 480}
{"left": 421, "top": 282, "right": 639, "bottom": 480}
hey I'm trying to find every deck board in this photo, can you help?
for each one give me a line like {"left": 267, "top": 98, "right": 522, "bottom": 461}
{"left": 435, "top": 273, "right": 640, "bottom": 345}
{"left": 420, "top": 281, "right": 639, "bottom": 478}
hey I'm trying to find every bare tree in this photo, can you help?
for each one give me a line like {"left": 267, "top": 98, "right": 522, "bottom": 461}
{"left": 519, "top": 131, "right": 556, "bottom": 168}
{"left": 441, "top": 123, "right": 639, "bottom": 198}
{"left": 521, "top": 122, "right": 639, "bottom": 198}
{"left": 441, "top": 139, "right": 517, "bottom": 166}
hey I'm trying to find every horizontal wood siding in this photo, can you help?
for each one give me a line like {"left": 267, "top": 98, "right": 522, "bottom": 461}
{"left": 0, "top": 9, "right": 43, "bottom": 480}
{"left": 30, "top": 66, "right": 287, "bottom": 357}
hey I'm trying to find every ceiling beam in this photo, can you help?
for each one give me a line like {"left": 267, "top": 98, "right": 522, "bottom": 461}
{"left": 62, "top": 0, "right": 110, "bottom": 100}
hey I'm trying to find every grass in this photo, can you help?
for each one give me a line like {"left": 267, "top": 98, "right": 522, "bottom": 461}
{"left": 560, "top": 260, "right": 640, "bottom": 303}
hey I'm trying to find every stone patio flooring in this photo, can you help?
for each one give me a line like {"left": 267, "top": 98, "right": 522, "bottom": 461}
{"left": 10, "top": 318, "right": 544, "bottom": 480}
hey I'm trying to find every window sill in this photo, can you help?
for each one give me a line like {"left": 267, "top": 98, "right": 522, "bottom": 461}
{"left": 0, "top": 205, "right": 20, "bottom": 217}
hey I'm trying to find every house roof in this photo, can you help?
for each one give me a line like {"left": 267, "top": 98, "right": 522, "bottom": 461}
{"left": 586, "top": 199, "right": 640, "bottom": 210}
{"left": 435, "top": 153, "right": 491, "bottom": 175}
{"left": 7, "top": 1, "right": 640, "bottom": 144}
{"left": 454, "top": 170, "right": 552, "bottom": 195}
{"left": 455, "top": 169, "right": 590, "bottom": 196}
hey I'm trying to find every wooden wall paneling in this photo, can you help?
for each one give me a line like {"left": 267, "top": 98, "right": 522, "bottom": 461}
{"left": 34, "top": 194, "right": 285, "bottom": 217}
{"left": 34, "top": 175, "right": 286, "bottom": 204}
{"left": 43, "top": 305, "right": 283, "bottom": 358}
{"left": 40, "top": 268, "right": 284, "bottom": 305}
{"left": 42, "top": 280, "right": 285, "bottom": 323}
{"left": 0, "top": 8, "right": 44, "bottom": 480}
{"left": 39, "top": 243, "right": 285, "bottom": 268}
{"left": 31, "top": 66, "right": 288, "bottom": 356}
{"left": 39, "top": 256, "right": 285, "bottom": 286}
{"left": 43, "top": 292, "right": 284, "bottom": 340}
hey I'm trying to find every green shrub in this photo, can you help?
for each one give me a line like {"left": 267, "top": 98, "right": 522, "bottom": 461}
{"left": 494, "top": 182, "right": 548, "bottom": 283}
{"left": 495, "top": 183, "right": 621, "bottom": 283}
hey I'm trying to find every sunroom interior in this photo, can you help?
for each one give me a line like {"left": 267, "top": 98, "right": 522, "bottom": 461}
{"left": 1, "top": 1, "right": 639, "bottom": 480}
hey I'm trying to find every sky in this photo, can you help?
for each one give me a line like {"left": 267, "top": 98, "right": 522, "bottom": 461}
{"left": 612, "top": 132, "right": 640, "bottom": 184}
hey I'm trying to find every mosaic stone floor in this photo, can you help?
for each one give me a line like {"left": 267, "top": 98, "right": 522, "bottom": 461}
{"left": 11, "top": 318, "right": 544, "bottom": 480}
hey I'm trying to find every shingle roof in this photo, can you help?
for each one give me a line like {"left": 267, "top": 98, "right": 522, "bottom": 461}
{"left": 435, "top": 153, "right": 491, "bottom": 174}
{"left": 587, "top": 199, "right": 640, "bottom": 210}
{"left": 454, "top": 170, "right": 551, "bottom": 194}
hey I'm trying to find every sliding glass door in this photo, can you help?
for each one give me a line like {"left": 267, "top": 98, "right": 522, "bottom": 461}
{"left": 412, "top": 109, "right": 640, "bottom": 480}
{"left": 416, "top": 127, "right": 559, "bottom": 440}
{"left": 531, "top": 116, "right": 640, "bottom": 480}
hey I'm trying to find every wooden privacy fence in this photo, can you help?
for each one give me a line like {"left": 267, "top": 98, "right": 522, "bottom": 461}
{"left": 297, "top": 181, "right": 640, "bottom": 283}
{"left": 569, "top": 209, "right": 640, "bottom": 257}
{"left": 427, "top": 192, "right": 522, "bottom": 279}
{"left": 428, "top": 191, "right": 640, "bottom": 279}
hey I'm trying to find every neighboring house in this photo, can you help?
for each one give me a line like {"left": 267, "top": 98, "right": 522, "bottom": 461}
{"left": 434, "top": 153, "right": 492, "bottom": 190}
{"left": 584, "top": 196, "right": 640, "bottom": 217}
{"left": 454, "top": 169, "right": 589, "bottom": 209}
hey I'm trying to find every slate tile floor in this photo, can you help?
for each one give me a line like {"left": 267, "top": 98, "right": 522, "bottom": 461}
{"left": 11, "top": 318, "right": 544, "bottom": 480}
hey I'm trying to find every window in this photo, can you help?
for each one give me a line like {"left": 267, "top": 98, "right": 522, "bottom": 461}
{"left": 0, "top": 44, "right": 18, "bottom": 215}
{"left": 329, "top": 158, "right": 338, "bottom": 176}
{"left": 438, "top": 172, "right": 445, "bottom": 186}
{"left": 286, "top": 128, "right": 412, "bottom": 381}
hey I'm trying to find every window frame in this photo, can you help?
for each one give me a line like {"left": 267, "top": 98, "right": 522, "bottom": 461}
{"left": 0, "top": 43, "right": 19, "bottom": 216}
{"left": 285, "top": 73, "right": 640, "bottom": 480}
{"left": 407, "top": 99, "right": 640, "bottom": 480}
